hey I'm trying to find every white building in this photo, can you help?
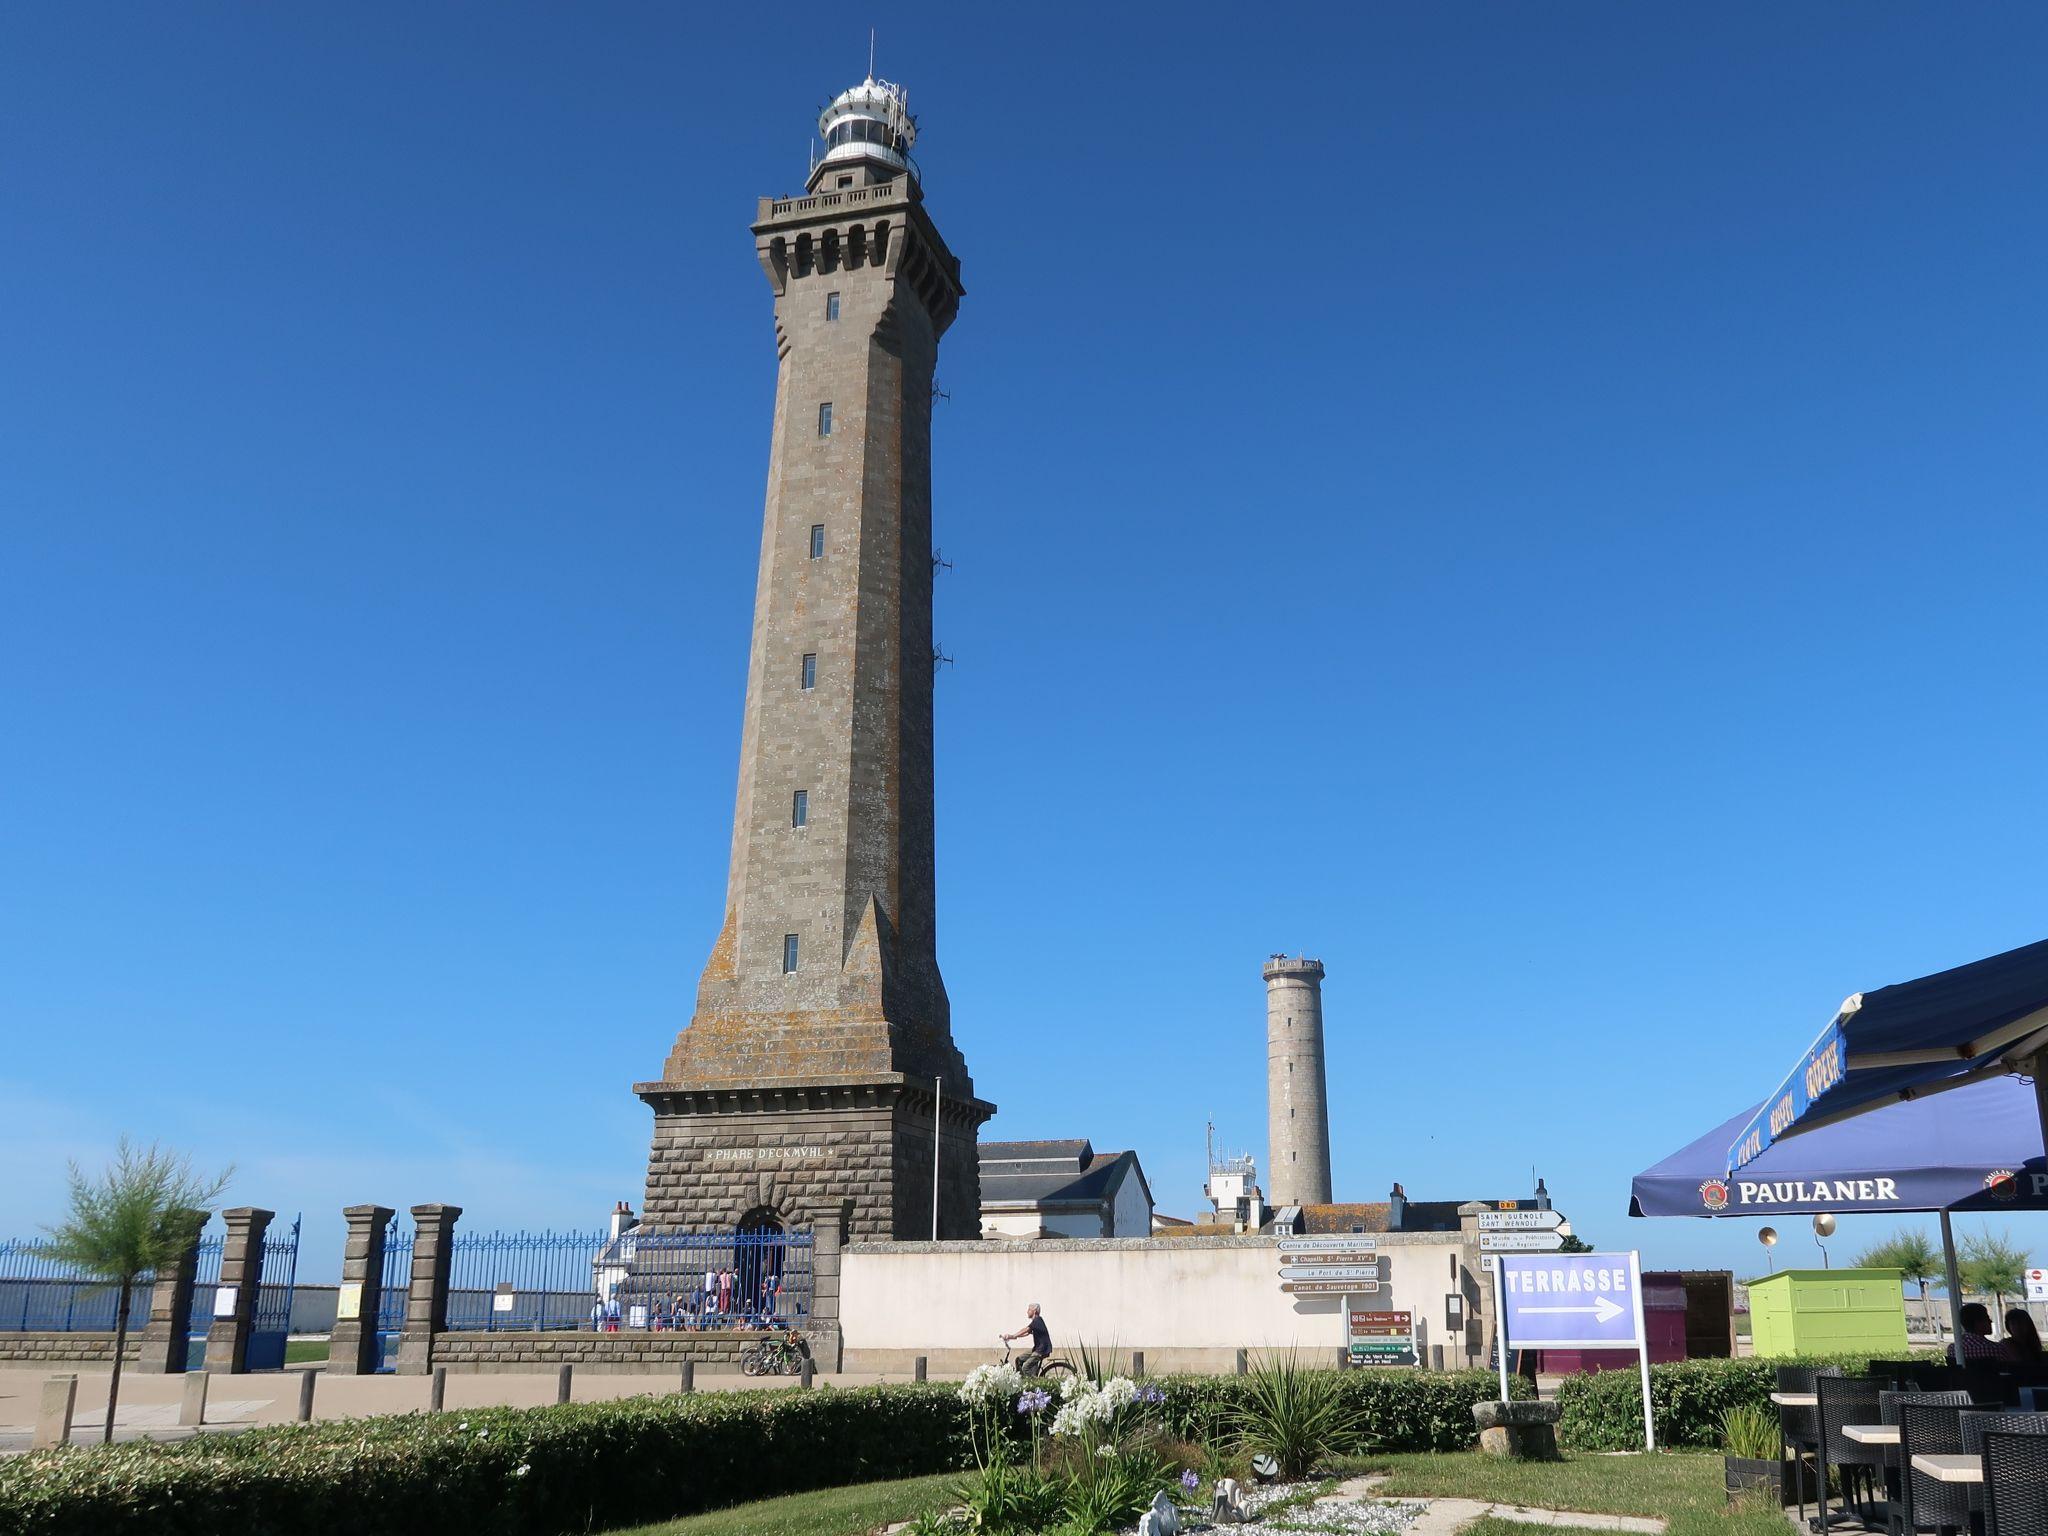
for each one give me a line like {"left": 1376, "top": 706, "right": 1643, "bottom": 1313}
{"left": 978, "top": 1140, "right": 1154, "bottom": 1239}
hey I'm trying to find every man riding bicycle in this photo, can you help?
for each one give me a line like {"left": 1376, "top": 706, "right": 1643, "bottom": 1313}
{"left": 1002, "top": 1302, "right": 1053, "bottom": 1376}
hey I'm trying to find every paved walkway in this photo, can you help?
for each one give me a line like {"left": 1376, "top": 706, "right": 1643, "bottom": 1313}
{"left": 0, "top": 1365, "right": 913, "bottom": 1456}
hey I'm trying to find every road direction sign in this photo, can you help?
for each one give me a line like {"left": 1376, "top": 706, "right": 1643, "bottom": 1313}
{"left": 1279, "top": 1237, "right": 1378, "bottom": 1254}
{"left": 1349, "top": 1309, "right": 1416, "bottom": 1367}
{"left": 1281, "top": 1253, "right": 1380, "bottom": 1268}
{"left": 1278, "top": 1264, "right": 1379, "bottom": 1283}
{"left": 1476, "top": 1210, "right": 1565, "bottom": 1231}
{"left": 1281, "top": 1279, "right": 1379, "bottom": 1295}
{"left": 2028, "top": 1268, "right": 2048, "bottom": 1302}
{"left": 1480, "top": 1231, "right": 1567, "bottom": 1251}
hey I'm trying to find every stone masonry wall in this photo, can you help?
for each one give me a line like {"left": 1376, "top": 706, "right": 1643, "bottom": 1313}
{"left": 431, "top": 1331, "right": 764, "bottom": 1374}
{"left": 642, "top": 1087, "right": 980, "bottom": 1240}
{"left": 0, "top": 1333, "right": 144, "bottom": 1365}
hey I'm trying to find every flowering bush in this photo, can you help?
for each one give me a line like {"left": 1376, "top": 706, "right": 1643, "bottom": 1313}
{"left": 957, "top": 1362, "right": 1025, "bottom": 1407}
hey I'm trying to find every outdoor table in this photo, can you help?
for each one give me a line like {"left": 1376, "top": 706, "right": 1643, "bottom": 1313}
{"left": 1844, "top": 1424, "right": 1899, "bottom": 1446}
{"left": 1910, "top": 1453, "right": 1983, "bottom": 1485}
{"left": 1771, "top": 1392, "right": 1819, "bottom": 1407}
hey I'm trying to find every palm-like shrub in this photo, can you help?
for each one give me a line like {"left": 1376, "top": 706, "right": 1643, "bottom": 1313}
{"left": 34, "top": 1140, "right": 229, "bottom": 1445}
{"left": 1233, "top": 1353, "right": 1358, "bottom": 1479}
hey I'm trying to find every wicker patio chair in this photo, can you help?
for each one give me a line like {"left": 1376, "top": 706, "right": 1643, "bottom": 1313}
{"left": 1782, "top": 1364, "right": 1844, "bottom": 1528}
{"left": 1882, "top": 1391, "right": 1972, "bottom": 1535}
{"left": 1901, "top": 1399, "right": 1971, "bottom": 1536}
{"left": 1818, "top": 1375, "right": 1886, "bottom": 1534}
{"left": 1982, "top": 1431, "right": 2048, "bottom": 1536}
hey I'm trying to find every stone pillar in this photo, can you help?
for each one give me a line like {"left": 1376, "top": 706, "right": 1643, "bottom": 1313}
{"left": 204, "top": 1208, "right": 272, "bottom": 1375}
{"left": 326, "top": 1205, "right": 393, "bottom": 1376}
{"left": 134, "top": 1210, "right": 206, "bottom": 1375}
{"left": 395, "top": 1203, "right": 460, "bottom": 1376}
{"left": 33, "top": 1375, "right": 77, "bottom": 1449}
{"left": 808, "top": 1223, "right": 844, "bottom": 1372}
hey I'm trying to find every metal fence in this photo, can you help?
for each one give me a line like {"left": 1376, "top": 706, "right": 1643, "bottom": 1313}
{"left": 0, "top": 1240, "right": 154, "bottom": 1333}
{"left": 445, "top": 1226, "right": 813, "bottom": 1332}
{"left": 446, "top": 1227, "right": 610, "bottom": 1332}
{"left": 375, "top": 1218, "right": 413, "bottom": 1372}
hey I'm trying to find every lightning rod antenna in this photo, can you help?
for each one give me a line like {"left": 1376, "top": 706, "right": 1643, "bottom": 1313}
{"left": 868, "top": 28, "right": 876, "bottom": 79}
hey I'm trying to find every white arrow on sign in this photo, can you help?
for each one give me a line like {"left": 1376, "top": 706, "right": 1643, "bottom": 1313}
{"left": 1476, "top": 1210, "right": 1565, "bottom": 1231}
{"left": 1480, "top": 1231, "right": 1567, "bottom": 1251}
{"left": 1278, "top": 1265, "right": 1378, "bottom": 1282}
{"left": 1520, "top": 1296, "right": 1624, "bottom": 1325}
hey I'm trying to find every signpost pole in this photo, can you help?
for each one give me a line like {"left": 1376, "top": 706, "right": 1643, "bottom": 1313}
{"left": 1491, "top": 1258, "right": 1510, "bottom": 1402}
{"left": 1628, "top": 1250, "right": 1655, "bottom": 1452}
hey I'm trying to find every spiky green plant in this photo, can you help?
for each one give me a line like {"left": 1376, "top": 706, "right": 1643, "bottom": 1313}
{"left": 1233, "top": 1351, "right": 1358, "bottom": 1480}
{"left": 1720, "top": 1404, "right": 1779, "bottom": 1461}
{"left": 34, "top": 1140, "right": 230, "bottom": 1444}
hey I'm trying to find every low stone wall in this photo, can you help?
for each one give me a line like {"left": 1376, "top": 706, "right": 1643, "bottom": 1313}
{"left": 431, "top": 1330, "right": 788, "bottom": 1375}
{"left": 0, "top": 1332, "right": 143, "bottom": 1365}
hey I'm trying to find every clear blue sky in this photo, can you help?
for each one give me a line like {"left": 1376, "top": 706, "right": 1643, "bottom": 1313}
{"left": 4, "top": 3, "right": 2046, "bottom": 1283}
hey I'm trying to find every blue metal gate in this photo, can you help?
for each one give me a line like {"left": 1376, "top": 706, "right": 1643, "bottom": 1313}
{"left": 183, "top": 1230, "right": 225, "bottom": 1371}
{"left": 375, "top": 1219, "right": 413, "bottom": 1373}
{"left": 244, "top": 1216, "right": 301, "bottom": 1371}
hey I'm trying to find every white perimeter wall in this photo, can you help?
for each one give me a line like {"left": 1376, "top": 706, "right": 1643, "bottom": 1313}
{"left": 841, "top": 1235, "right": 1465, "bottom": 1374}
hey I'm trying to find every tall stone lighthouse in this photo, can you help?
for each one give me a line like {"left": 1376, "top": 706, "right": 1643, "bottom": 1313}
{"left": 635, "top": 77, "right": 993, "bottom": 1242}
{"left": 1264, "top": 955, "right": 1333, "bottom": 1207}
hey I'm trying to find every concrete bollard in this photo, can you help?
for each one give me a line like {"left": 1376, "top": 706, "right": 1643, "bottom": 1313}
{"left": 555, "top": 1364, "right": 573, "bottom": 1405}
{"left": 296, "top": 1371, "right": 316, "bottom": 1422}
{"left": 679, "top": 1360, "right": 694, "bottom": 1394}
{"left": 1235, "top": 1348, "right": 1247, "bottom": 1376}
{"left": 800, "top": 1358, "right": 815, "bottom": 1389}
{"left": 430, "top": 1367, "right": 447, "bottom": 1413}
{"left": 913, "top": 1355, "right": 927, "bottom": 1382}
{"left": 180, "top": 1370, "right": 210, "bottom": 1427}
{"left": 1131, "top": 1351, "right": 1145, "bottom": 1378}
{"left": 33, "top": 1376, "right": 77, "bottom": 1450}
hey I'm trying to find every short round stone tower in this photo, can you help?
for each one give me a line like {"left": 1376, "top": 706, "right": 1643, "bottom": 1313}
{"left": 1264, "top": 954, "right": 1332, "bottom": 1208}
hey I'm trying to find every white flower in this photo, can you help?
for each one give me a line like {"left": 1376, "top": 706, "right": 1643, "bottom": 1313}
{"left": 956, "top": 1362, "right": 1024, "bottom": 1406}
{"left": 513, "top": 1465, "right": 530, "bottom": 1478}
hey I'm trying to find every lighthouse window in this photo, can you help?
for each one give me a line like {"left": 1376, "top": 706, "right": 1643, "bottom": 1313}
{"left": 792, "top": 790, "right": 808, "bottom": 828}
{"left": 826, "top": 292, "right": 840, "bottom": 321}
{"left": 801, "top": 653, "right": 817, "bottom": 690}
{"left": 826, "top": 119, "right": 898, "bottom": 150}
{"left": 818, "top": 402, "right": 833, "bottom": 436}
{"left": 782, "top": 934, "right": 800, "bottom": 973}
{"left": 809, "top": 524, "right": 825, "bottom": 558}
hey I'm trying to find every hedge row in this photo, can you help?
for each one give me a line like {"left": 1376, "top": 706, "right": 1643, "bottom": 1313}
{"left": 0, "top": 1368, "right": 1531, "bottom": 1536}
{"left": 1157, "top": 1368, "right": 1536, "bottom": 1453}
{"left": 0, "top": 1384, "right": 972, "bottom": 1536}
{"left": 1556, "top": 1352, "right": 1938, "bottom": 1451}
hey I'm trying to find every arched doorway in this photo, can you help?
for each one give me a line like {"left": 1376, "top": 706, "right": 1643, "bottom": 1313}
{"left": 735, "top": 1207, "right": 785, "bottom": 1324}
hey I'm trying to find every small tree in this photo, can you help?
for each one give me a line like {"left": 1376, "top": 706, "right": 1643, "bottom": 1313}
{"left": 1960, "top": 1228, "right": 2030, "bottom": 1321}
{"left": 1558, "top": 1233, "right": 1593, "bottom": 1254}
{"left": 1856, "top": 1226, "right": 1943, "bottom": 1314}
{"left": 35, "top": 1141, "right": 230, "bottom": 1444}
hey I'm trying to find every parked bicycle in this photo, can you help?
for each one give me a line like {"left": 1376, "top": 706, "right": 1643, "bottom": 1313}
{"left": 739, "top": 1328, "right": 812, "bottom": 1377}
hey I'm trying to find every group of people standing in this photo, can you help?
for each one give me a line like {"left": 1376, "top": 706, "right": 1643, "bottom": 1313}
{"left": 1952, "top": 1302, "right": 2045, "bottom": 1362}
{"left": 589, "top": 1268, "right": 791, "bottom": 1332}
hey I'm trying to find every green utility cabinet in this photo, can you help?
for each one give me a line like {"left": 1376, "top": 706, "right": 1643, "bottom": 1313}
{"left": 1747, "top": 1269, "right": 1907, "bottom": 1358}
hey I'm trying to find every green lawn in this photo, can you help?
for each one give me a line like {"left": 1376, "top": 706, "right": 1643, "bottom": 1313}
{"left": 597, "top": 1450, "right": 1784, "bottom": 1536}
{"left": 601, "top": 1472, "right": 958, "bottom": 1536}
{"left": 284, "top": 1339, "right": 330, "bottom": 1365}
{"left": 1345, "top": 1452, "right": 1788, "bottom": 1536}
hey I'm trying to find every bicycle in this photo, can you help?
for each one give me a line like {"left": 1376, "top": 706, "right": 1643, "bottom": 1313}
{"left": 740, "top": 1328, "right": 811, "bottom": 1377}
{"left": 999, "top": 1335, "right": 1075, "bottom": 1381}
